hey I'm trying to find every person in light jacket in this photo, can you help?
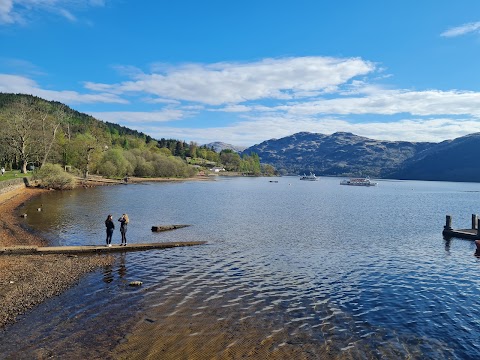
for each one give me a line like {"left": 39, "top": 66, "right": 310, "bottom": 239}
{"left": 105, "top": 214, "right": 115, "bottom": 247}
{"left": 118, "top": 213, "right": 129, "bottom": 246}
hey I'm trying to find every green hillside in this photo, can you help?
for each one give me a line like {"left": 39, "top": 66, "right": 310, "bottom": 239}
{"left": 0, "top": 93, "right": 264, "bottom": 179}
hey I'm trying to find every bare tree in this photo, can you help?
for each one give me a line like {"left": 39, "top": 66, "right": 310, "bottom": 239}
{"left": 40, "top": 104, "right": 65, "bottom": 166}
{"left": 1, "top": 98, "right": 42, "bottom": 173}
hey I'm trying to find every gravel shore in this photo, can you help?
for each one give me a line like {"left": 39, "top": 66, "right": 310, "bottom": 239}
{"left": 0, "top": 186, "right": 114, "bottom": 328}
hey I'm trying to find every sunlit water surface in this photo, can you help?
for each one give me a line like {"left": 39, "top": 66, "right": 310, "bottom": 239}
{"left": 2, "top": 177, "right": 480, "bottom": 359}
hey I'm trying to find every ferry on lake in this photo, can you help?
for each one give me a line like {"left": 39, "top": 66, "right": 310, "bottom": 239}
{"left": 300, "top": 173, "right": 318, "bottom": 181}
{"left": 340, "top": 177, "right": 377, "bottom": 186}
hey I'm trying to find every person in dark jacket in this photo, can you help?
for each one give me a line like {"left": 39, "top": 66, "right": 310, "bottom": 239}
{"left": 118, "top": 213, "right": 129, "bottom": 246}
{"left": 105, "top": 214, "right": 115, "bottom": 247}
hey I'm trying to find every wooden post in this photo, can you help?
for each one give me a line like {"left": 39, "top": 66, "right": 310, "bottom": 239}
{"left": 444, "top": 215, "right": 452, "bottom": 230}
{"left": 473, "top": 214, "right": 478, "bottom": 229}
{"left": 477, "top": 218, "right": 480, "bottom": 237}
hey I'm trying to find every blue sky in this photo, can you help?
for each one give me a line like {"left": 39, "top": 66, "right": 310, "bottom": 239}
{"left": 2, "top": 1, "right": 480, "bottom": 146}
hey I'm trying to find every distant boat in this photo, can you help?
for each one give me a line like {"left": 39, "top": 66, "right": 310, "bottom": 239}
{"left": 300, "top": 173, "right": 318, "bottom": 181}
{"left": 340, "top": 177, "right": 377, "bottom": 186}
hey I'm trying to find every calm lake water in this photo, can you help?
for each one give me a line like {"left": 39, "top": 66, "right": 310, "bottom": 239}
{"left": 2, "top": 176, "right": 480, "bottom": 359}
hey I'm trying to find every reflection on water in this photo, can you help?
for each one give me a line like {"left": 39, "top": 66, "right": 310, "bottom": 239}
{"left": 103, "top": 253, "right": 127, "bottom": 284}
{"left": 2, "top": 177, "right": 480, "bottom": 358}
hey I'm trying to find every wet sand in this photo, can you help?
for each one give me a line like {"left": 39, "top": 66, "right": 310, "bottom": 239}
{"left": 0, "top": 186, "right": 114, "bottom": 328}
{"left": 113, "top": 296, "right": 336, "bottom": 360}
{"left": 111, "top": 284, "right": 379, "bottom": 360}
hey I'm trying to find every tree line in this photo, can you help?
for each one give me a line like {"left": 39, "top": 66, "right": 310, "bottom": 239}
{"left": 0, "top": 93, "right": 275, "bottom": 178}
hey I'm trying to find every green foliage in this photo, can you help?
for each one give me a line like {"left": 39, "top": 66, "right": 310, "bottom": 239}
{"left": 0, "top": 93, "right": 275, "bottom": 178}
{"left": 33, "top": 163, "right": 77, "bottom": 190}
{"left": 96, "top": 148, "right": 130, "bottom": 177}
{"left": 220, "top": 151, "right": 241, "bottom": 171}
{"left": 94, "top": 147, "right": 197, "bottom": 178}
{"left": 217, "top": 150, "right": 264, "bottom": 175}
{"left": 261, "top": 164, "right": 276, "bottom": 176}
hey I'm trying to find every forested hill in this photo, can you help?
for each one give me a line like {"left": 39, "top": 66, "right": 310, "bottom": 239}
{"left": 0, "top": 93, "right": 202, "bottom": 176}
{"left": 0, "top": 93, "right": 154, "bottom": 143}
{"left": 388, "top": 133, "right": 480, "bottom": 182}
{"left": 0, "top": 93, "right": 265, "bottom": 177}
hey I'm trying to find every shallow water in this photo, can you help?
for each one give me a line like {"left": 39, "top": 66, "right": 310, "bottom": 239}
{"left": 2, "top": 177, "right": 480, "bottom": 359}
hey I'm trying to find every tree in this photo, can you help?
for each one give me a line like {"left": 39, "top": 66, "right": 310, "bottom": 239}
{"left": 262, "top": 164, "right": 276, "bottom": 176}
{"left": 97, "top": 148, "right": 129, "bottom": 177}
{"left": 175, "top": 141, "right": 185, "bottom": 157}
{"left": 68, "top": 134, "right": 98, "bottom": 177}
{"left": 188, "top": 141, "right": 198, "bottom": 158}
{"left": 220, "top": 150, "right": 241, "bottom": 171}
{"left": 39, "top": 104, "right": 65, "bottom": 167}
{"left": 0, "top": 98, "right": 42, "bottom": 173}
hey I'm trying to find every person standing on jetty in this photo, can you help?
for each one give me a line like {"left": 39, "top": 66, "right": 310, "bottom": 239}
{"left": 105, "top": 214, "right": 115, "bottom": 247}
{"left": 118, "top": 213, "right": 129, "bottom": 246}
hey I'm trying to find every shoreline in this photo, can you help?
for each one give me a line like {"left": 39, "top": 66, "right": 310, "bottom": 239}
{"left": 0, "top": 186, "right": 114, "bottom": 328}
{"left": 0, "top": 176, "right": 323, "bottom": 358}
{"left": 0, "top": 174, "right": 213, "bottom": 329}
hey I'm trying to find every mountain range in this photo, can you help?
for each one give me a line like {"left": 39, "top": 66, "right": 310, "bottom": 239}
{"left": 2, "top": 93, "right": 478, "bottom": 182}
{"left": 241, "top": 131, "right": 480, "bottom": 182}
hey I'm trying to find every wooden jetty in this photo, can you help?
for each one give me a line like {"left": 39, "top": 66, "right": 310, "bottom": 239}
{"left": 0, "top": 241, "right": 207, "bottom": 256}
{"left": 442, "top": 214, "right": 480, "bottom": 240}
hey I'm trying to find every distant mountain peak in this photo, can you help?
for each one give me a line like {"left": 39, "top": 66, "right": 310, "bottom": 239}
{"left": 204, "top": 142, "right": 246, "bottom": 153}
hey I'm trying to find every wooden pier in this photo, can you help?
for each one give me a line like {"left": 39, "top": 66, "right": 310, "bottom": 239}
{"left": 0, "top": 241, "right": 207, "bottom": 256}
{"left": 442, "top": 214, "right": 480, "bottom": 240}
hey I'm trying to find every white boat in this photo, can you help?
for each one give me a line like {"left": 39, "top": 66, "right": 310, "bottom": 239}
{"left": 300, "top": 173, "right": 318, "bottom": 181}
{"left": 340, "top": 177, "right": 377, "bottom": 186}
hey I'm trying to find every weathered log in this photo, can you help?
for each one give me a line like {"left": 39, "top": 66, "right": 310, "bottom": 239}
{"left": 151, "top": 224, "right": 190, "bottom": 232}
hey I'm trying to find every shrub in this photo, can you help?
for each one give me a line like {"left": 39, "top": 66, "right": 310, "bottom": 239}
{"left": 33, "top": 163, "right": 77, "bottom": 190}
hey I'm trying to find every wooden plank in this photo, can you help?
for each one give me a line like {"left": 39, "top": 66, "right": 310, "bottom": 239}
{"left": 442, "top": 228, "right": 479, "bottom": 240}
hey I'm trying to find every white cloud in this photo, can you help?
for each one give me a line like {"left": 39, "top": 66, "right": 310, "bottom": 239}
{"left": 89, "top": 110, "right": 186, "bottom": 124}
{"left": 0, "top": 0, "right": 105, "bottom": 25}
{"left": 4, "top": 57, "right": 480, "bottom": 147}
{"left": 0, "top": 0, "right": 16, "bottom": 23}
{"left": 274, "top": 90, "right": 480, "bottom": 117}
{"left": 58, "top": 8, "right": 76, "bottom": 22}
{"left": 441, "top": 21, "right": 480, "bottom": 37}
{"left": 216, "top": 105, "right": 252, "bottom": 113}
{"left": 0, "top": 74, "right": 127, "bottom": 104}
{"left": 87, "top": 57, "right": 376, "bottom": 105}
{"left": 125, "top": 115, "right": 480, "bottom": 147}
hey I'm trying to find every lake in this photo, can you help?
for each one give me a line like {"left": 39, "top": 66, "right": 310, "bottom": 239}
{"left": 1, "top": 176, "right": 480, "bottom": 359}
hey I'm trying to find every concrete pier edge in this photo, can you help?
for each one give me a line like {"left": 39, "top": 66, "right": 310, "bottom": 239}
{"left": 0, "top": 241, "right": 207, "bottom": 255}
